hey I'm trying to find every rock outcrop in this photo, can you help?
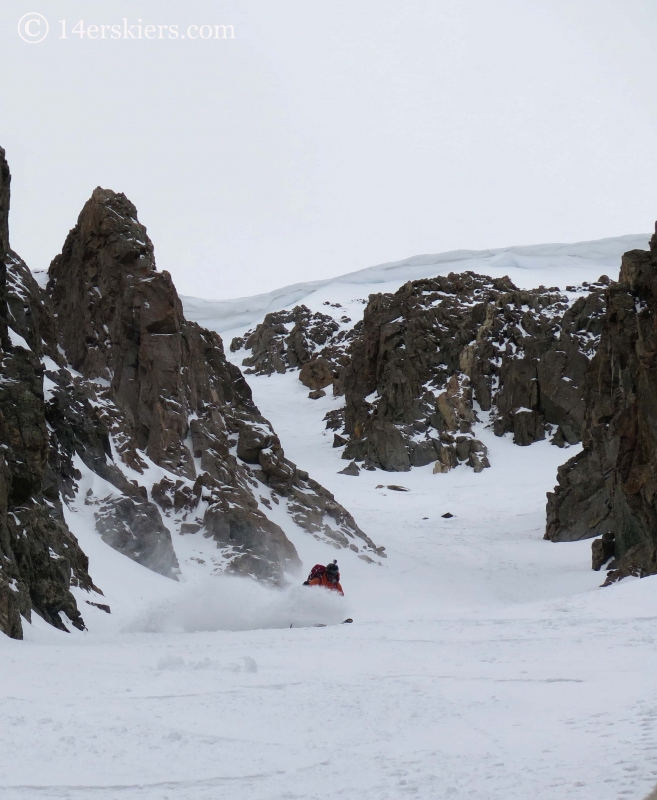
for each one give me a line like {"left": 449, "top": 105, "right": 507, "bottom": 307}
{"left": 340, "top": 272, "right": 607, "bottom": 472}
{"left": 232, "top": 303, "right": 359, "bottom": 394}
{"left": 0, "top": 148, "right": 8, "bottom": 347}
{"left": 546, "top": 228, "right": 657, "bottom": 582}
{"left": 45, "top": 188, "right": 380, "bottom": 581}
{"left": 234, "top": 270, "right": 609, "bottom": 474}
{"left": 0, "top": 150, "right": 98, "bottom": 639}
{"left": 299, "top": 358, "right": 335, "bottom": 391}
{"left": 0, "top": 151, "right": 381, "bottom": 639}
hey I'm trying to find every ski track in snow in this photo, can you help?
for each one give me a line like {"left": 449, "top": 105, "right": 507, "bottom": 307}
{"left": 4, "top": 238, "right": 657, "bottom": 799}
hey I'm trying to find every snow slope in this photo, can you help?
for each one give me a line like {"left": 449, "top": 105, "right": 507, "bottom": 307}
{"left": 3, "top": 235, "right": 657, "bottom": 800}
{"left": 182, "top": 233, "right": 649, "bottom": 333}
{"left": 2, "top": 378, "right": 657, "bottom": 800}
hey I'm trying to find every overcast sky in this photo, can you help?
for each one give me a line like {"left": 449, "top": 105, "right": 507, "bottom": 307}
{"left": 1, "top": 0, "right": 656, "bottom": 298}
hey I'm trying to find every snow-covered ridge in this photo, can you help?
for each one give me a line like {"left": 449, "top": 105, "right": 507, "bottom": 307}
{"left": 182, "top": 233, "right": 649, "bottom": 333}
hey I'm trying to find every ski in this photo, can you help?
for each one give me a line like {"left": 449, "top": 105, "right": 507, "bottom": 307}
{"left": 291, "top": 619, "right": 353, "bottom": 628}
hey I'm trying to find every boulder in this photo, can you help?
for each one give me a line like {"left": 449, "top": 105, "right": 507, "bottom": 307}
{"left": 237, "top": 426, "right": 275, "bottom": 464}
{"left": 339, "top": 461, "right": 360, "bottom": 476}
{"left": 592, "top": 532, "right": 615, "bottom": 571}
{"left": 342, "top": 438, "right": 368, "bottom": 462}
{"left": 410, "top": 440, "right": 439, "bottom": 467}
{"left": 365, "top": 420, "right": 411, "bottom": 472}
{"left": 300, "top": 358, "right": 334, "bottom": 390}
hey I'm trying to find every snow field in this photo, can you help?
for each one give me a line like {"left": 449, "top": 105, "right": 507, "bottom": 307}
{"left": 182, "top": 233, "right": 650, "bottom": 333}
{"left": 2, "top": 365, "right": 657, "bottom": 799}
{"left": 4, "top": 236, "right": 657, "bottom": 799}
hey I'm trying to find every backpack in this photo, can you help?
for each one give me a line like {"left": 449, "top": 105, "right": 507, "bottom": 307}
{"left": 307, "top": 564, "right": 326, "bottom": 582}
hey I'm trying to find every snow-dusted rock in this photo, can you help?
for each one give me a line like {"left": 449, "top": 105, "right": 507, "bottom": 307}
{"left": 0, "top": 149, "right": 99, "bottom": 639}
{"left": 0, "top": 155, "right": 380, "bottom": 639}
{"left": 339, "top": 272, "right": 608, "bottom": 472}
{"left": 546, "top": 226, "right": 657, "bottom": 583}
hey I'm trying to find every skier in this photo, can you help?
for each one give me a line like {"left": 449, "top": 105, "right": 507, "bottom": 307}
{"left": 303, "top": 560, "right": 344, "bottom": 596}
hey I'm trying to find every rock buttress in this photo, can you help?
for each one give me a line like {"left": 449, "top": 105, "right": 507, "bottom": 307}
{"left": 47, "top": 188, "right": 380, "bottom": 583}
{"left": 546, "top": 227, "right": 657, "bottom": 581}
{"left": 0, "top": 150, "right": 98, "bottom": 638}
{"left": 338, "top": 272, "right": 606, "bottom": 473}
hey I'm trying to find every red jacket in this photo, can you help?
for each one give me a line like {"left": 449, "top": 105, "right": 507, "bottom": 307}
{"left": 308, "top": 574, "right": 344, "bottom": 596}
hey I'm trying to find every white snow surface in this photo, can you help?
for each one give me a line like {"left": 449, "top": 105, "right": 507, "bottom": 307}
{"left": 3, "top": 381, "right": 657, "bottom": 800}
{"left": 4, "top": 235, "right": 657, "bottom": 799}
{"left": 7, "top": 326, "right": 30, "bottom": 351}
{"left": 182, "top": 233, "right": 649, "bottom": 333}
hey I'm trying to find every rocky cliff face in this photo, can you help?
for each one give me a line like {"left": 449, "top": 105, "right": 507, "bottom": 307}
{"left": 546, "top": 229, "right": 657, "bottom": 582}
{"left": 0, "top": 155, "right": 380, "bottom": 640}
{"left": 235, "top": 271, "right": 609, "bottom": 474}
{"left": 0, "top": 151, "right": 98, "bottom": 639}
{"left": 340, "top": 272, "right": 609, "bottom": 473}
{"left": 0, "top": 148, "right": 8, "bottom": 348}
{"left": 46, "top": 188, "right": 379, "bottom": 580}
{"left": 231, "top": 303, "right": 359, "bottom": 393}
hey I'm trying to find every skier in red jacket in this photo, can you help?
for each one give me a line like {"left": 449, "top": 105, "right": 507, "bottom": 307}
{"left": 303, "top": 560, "right": 344, "bottom": 596}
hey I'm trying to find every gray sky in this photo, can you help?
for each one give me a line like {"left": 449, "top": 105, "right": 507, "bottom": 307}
{"left": 1, "top": 0, "right": 656, "bottom": 298}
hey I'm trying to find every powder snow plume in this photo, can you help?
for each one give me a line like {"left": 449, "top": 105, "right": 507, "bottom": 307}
{"left": 125, "top": 574, "right": 348, "bottom": 633}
